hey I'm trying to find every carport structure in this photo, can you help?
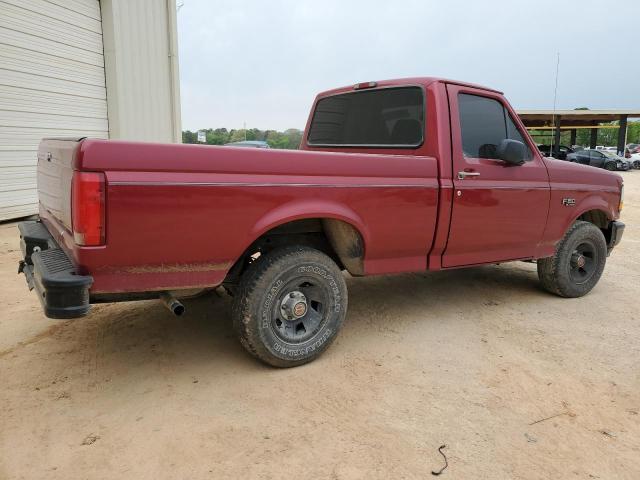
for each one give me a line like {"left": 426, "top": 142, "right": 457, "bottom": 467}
{"left": 517, "top": 110, "right": 640, "bottom": 155}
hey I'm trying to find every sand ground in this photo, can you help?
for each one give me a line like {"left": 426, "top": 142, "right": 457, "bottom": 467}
{"left": 1, "top": 172, "right": 639, "bottom": 480}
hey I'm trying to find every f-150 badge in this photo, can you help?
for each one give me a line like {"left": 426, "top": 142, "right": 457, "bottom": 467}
{"left": 562, "top": 198, "right": 576, "bottom": 206}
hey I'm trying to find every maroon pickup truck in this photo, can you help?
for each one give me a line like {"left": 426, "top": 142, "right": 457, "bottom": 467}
{"left": 18, "top": 77, "right": 625, "bottom": 367}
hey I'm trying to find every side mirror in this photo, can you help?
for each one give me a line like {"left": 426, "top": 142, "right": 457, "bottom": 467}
{"left": 497, "top": 139, "right": 526, "bottom": 165}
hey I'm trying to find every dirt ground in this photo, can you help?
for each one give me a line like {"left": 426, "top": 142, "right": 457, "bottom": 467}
{"left": 1, "top": 174, "right": 639, "bottom": 480}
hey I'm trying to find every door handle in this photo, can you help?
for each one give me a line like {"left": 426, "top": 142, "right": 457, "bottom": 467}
{"left": 457, "top": 171, "right": 480, "bottom": 180}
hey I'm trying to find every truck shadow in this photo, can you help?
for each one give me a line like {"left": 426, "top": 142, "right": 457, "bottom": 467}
{"left": 343, "top": 262, "right": 546, "bottom": 333}
{"left": 27, "top": 262, "right": 546, "bottom": 378}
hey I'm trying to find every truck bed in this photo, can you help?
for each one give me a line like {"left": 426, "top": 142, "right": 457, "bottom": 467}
{"left": 37, "top": 138, "right": 440, "bottom": 294}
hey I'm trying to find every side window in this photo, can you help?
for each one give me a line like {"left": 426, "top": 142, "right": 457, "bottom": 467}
{"left": 458, "top": 94, "right": 504, "bottom": 159}
{"left": 505, "top": 114, "right": 532, "bottom": 161}
{"left": 458, "top": 93, "right": 532, "bottom": 161}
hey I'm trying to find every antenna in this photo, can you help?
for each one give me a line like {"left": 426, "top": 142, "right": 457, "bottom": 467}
{"left": 550, "top": 52, "right": 560, "bottom": 155}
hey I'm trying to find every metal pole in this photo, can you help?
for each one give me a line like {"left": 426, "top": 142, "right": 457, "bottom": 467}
{"left": 550, "top": 52, "right": 560, "bottom": 156}
{"left": 617, "top": 115, "right": 628, "bottom": 155}
{"left": 553, "top": 116, "right": 562, "bottom": 156}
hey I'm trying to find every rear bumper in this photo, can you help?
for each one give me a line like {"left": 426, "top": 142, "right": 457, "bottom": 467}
{"left": 18, "top": 221, "right": 93, "bottom": 319}
{"left": 607, "top": 220, "right": 625, "bottom": 252}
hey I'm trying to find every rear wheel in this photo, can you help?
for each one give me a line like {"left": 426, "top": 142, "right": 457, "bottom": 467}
{"left": 231, "top": 246, "right": 347, "bottom": 367}
{"left": 537, "top": 221, "right": 607, "bottom": 298}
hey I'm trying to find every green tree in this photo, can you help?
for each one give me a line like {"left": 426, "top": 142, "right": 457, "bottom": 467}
{"left": 627, "top": 121, "right": 640, "bottom": 144}
{"left": 182, "top": 130, "right": 197, "bottom": 143}
{"left": 228, "top": 129, "right": 247, "bottom": 143}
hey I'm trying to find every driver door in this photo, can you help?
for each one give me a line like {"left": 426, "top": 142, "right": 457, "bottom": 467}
{"left": 442, "top": 84, "right": 551, "bottom": 267}
{"left": 575, "top": 151, "right": 590, "bottom": 165}
{"left": 589, "top": 150, "right": 606, "bottom": 167}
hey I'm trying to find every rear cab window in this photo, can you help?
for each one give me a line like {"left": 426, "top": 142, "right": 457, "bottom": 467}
{"left": 458, "top": 93, "right": 533, "bottom": 161}
{"left": 307, "top": 86, "right": 425, "bottom": 148}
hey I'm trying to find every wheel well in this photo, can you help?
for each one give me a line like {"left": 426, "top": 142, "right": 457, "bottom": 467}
{"left": 224, "top": 218, "right": 365, "bottom": 285}
{"left": 577, "top": 209, "right": 611, "bottom": 242}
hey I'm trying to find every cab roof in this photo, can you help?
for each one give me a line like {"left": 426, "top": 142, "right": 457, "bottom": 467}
{"left": 316, "top": 77, "right": 503, "bottom": 98}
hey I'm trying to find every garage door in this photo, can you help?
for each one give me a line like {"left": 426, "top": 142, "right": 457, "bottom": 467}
{"left": 0, "top": 0, "right": 108, "bottom": 221}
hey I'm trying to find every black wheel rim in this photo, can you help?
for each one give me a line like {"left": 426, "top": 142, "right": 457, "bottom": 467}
{"left": 569, "top": 241, "right": 598, "bottom": 284}
{"left": 270, "top": 276, "right": 330, "bottom": 344}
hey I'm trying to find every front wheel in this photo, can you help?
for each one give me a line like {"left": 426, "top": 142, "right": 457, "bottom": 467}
{"left": 537, "top": 221, "right": 607, "bottom": 298}
{"left": 231, "top": 246, "right": 348, "bottom": 367}
{"left": 604, "top": 162, "right": 616, "bottom": 171}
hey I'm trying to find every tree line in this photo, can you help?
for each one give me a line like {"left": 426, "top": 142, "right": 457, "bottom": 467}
{"left": 530, "top": 120, "right": 640, "bottom": 147}
{"left": 182, "top": 128, "right": 303, "bottom": 149}
{"left": 184, "top": 120, "right": 640, "bottom": 150}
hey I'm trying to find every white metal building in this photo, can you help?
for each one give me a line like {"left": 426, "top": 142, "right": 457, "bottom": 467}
{"left": 0, "top": 0, "right": 181, "bottom": 221}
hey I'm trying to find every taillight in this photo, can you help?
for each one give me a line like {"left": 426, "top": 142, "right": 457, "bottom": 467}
{"left": 72, "top": 172, "right": 105, "bottom": 246}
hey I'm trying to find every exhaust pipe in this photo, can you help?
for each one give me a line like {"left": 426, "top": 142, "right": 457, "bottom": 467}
{"left": 161, "top": 293, "right": 185, "bottom": 316}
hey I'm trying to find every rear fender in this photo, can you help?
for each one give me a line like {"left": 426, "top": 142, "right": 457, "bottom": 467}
{"left": 248, "top": 199, "right": 369, "bottom": 248}
{"left": 221, "top": 200, "right": 369, "bottom": 281}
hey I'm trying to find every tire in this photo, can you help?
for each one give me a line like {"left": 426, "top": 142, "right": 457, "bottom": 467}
{"left": 604, "top": 162, "right": 616, "bottom": 171}
{"left": 537, "top": 221, "right": 607, "bottom": 298}
{"left": 231, "top": 246, "right": 348, "bottom": 367}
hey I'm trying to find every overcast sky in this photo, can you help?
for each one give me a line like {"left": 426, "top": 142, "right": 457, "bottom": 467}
{"left": 178, "top": 0, "right": 640, "bottom": 131}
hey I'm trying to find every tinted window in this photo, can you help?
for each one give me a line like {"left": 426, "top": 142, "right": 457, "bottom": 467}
{"left": 307, "top": 87, "right": 424, "bottom": 147}
{"left": 458, "top": 94, "right": 532, "bottom": 161}
{"left": 505, "top": 114, "right": 530, "bottom": 155}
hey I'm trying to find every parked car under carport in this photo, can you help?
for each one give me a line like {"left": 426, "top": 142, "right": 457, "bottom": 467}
{"left": 567, "top": 149, "right": 631, "bottom": 171}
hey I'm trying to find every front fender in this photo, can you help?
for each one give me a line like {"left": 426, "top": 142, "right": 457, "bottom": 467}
{"left": 537, "top": 188, "right": 618, "bottom": 258}
{"left": 570, "top": 194, "right": 616, "bottom": 226}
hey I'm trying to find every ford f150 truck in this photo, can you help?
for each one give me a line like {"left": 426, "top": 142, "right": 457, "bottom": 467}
{"left": 18, "top": 77, "right": 625, "bottom": 367}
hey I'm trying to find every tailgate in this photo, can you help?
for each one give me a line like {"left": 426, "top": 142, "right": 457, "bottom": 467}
{"left": 37, "top": 138, "right": 84, "bottom": 231}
